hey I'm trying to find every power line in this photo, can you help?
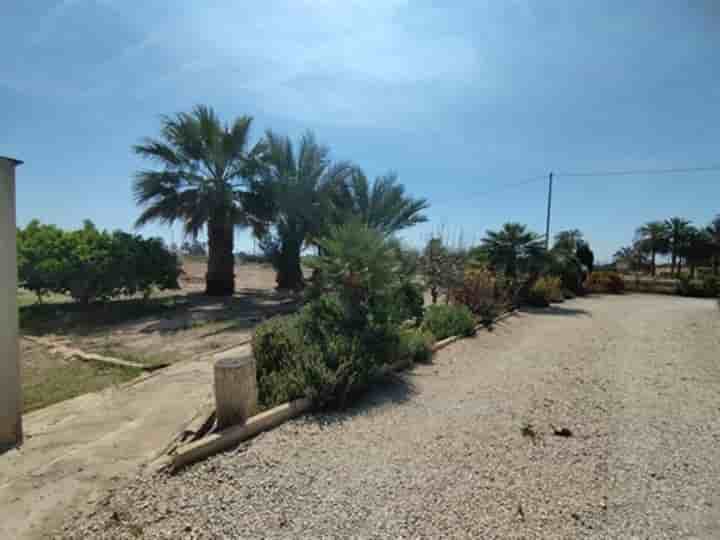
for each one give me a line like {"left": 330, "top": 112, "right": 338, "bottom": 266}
{"left": 557, "top": 165, "right": 720, "bottom": 177}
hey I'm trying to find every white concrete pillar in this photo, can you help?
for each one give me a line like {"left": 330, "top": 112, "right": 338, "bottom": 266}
{"left": 0, "top": 156, "right": 22, "bottom": 450}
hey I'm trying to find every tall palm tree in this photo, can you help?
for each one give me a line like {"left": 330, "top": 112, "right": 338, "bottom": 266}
{"left": 330, "top": 169, "right": 429, "bottom": 235}
{"left": 665, "top": 217, "right": 691, "bottom": 275}
{"left": 636, "top": 221, "right": 669, "bottom": 276}
{"left": 481, "top": 223, "right": 545, "bottom": 279}
{"left": 133, "top": 105, "right": 266, "bottom": 296}
{"left": 707, "top": 215, "right": 720, "bottom": 276}
{"left": 259, "top": 131, "right": 353, "bottom": 290}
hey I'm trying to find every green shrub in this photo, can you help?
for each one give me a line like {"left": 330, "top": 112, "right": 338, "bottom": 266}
{"left": 525, "top": 278, "right": 552, "bottom": 307}
{"left": 676, "top": 275, "right": 720, "bottom": 298}
{"left": 398, "top": 329, "right": 434, "bottom": 364}
{"left": 545, "top": 276, "right": 564, "bottom": 303}
{"left": 17, "top": 220, "right": 180, "bottom": 304}
{"left": 389, "top": 281, "right": 425, "bottom": 325}
{"left": 422, "top": 304, "right": 475, "bottom": 340}
{"left": 585, "top": 271, "right": 625, "bottom": 294}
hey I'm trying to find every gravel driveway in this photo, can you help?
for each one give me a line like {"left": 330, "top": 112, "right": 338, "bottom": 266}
{"left": 58, "top": 294, "right": 720, "bottom": 539}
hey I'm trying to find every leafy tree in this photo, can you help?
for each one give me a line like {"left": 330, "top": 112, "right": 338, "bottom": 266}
{"left": 330, "top": 168, "right": 429, "bottom": 235}
{"left": 636, "top": 221, "right": 669, "bottom": 276}
{"left": 576, "top": 241, "right": 595, "bottom": 274}
{"left": 665, "top": 217, "right": 691, "bottom": 275}
{"left": 133, "top": 105, "right": 266, "bottom": 296}
{"left": 258, "top": 131, "right": 353, "bottom": 290}
{"left": 17, "top": 220, "right": 180, "bottom": 304}
{"left": 481, "top": 222, "right": 545, "bottom": 279}
{"left": 706, "top": 215, "right": 720, "bottom": 276}
{"left": 17, "top": 220, "right": 72, "bottom": 301}
{"left": 553, "top": 229, "right": 584, "bottom": 253}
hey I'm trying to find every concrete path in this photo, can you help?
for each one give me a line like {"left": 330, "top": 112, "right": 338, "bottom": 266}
{"left": 0, "top": 344, "right": 249, "bottom": 540}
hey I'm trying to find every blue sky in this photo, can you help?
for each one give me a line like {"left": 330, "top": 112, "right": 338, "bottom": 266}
{"left": 2, "top": 0, "right": 719, "bottom": 261}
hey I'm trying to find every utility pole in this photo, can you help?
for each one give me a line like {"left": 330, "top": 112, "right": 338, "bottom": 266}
{"left": 545, "top": 171, "right": 553, "bottom": 250}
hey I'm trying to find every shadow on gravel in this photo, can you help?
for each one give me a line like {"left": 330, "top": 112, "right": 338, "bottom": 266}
{"left": 519, "top": 305, "right": 592, "bottom": 318}
{"left": 309, "top": 372, "right": 418, "bottom": 429}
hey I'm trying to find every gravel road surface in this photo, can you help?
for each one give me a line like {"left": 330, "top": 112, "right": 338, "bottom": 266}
{"left": 58, "top": 295, "right": 720, "bottom": 539}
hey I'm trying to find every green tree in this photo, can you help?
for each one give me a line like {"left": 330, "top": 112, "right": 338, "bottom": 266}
{"left": 636, "top": 221, "right": 669, "bottom": 276}
{"left": 330, "top": 169, "right": 429, "bottom": 235}
{"left": 481, "top": 223, "right": 545, "bottom": 279}
{"left": 133, "top": 105, "right": 266, "bottom": 296}
{"left": 576, "top": 241, "right": 595, "bottom": 274}
{"left": 258, "top": 131, "right": 354, "bottom": 290}
{"left": 665, "top": 217, "right": 691, "bottom": 275}
{"left": 553, "top": 229, "right": 583, "bottom": 253}
{"left": 706, "top": 215, "right": 720, "bottom": 276}
{"left": 680, "top": 226, "right": 714, "bottom": 279}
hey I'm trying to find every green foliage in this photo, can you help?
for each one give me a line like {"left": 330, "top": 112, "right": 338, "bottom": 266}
{"left": 575, "top": 241, "right": 595, "bottom": 274}
{"left": 133, "top": 105, "right": 266, "bottom": 296}
{"left": 398, "top": 329, "right": 434, "bottom": 364}
{"left": 676, "top": 275, "right": 719, "bottom": 298}
{"left": 254, "top": 223, "right": 421, "bottom": 409}
{"left": 524, "top": 276, "right": 561, "bottom": 307}
{"left": 258, "top": 131, "right": 354, "bottom": 289}
{"left": 585, "top": 271, "right": 625, "bottom": 294}
{"left": 390, "top": 281, "right": 425, "bottom": 325}
{"left": 17, "top": 220, "right": 180, "bottom": 304}
{"left": 481, "top": 222, "right": 545, "bottom": 279}
{"left": 329, "top": 168, "right": 429, "bottom": 235}
{"left": 422, "top": 304, "right": 475, "bottom": 340}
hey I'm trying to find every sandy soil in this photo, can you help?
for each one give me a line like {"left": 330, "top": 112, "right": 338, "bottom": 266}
{"left": 56, "top": 294, "right": 720, "bottom": 539}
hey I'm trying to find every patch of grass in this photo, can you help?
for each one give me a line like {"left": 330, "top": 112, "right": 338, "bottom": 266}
{"left": 96, "top": 347, "right": 175, "bottom": 368}
{"left": 19, "top": 295, "right": 182, "bottom": 335}
{"left": 22, "top": 349, "right": 141, "bottom": 413}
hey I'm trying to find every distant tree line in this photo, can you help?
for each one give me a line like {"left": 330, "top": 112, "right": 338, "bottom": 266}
{"left": 614, "top": 215, "right": 720, "bottom": 278}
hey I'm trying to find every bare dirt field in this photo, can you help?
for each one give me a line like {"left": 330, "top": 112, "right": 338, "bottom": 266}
{"left": 57, "top": 294, "right": 720, "bottom": 539}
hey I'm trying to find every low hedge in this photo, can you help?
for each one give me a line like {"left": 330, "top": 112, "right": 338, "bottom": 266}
{"left": 422, "top": 304, "right": 476, "bottom": 341}
{"left": 585, "top": 271, "right": 625, "bottom": 294}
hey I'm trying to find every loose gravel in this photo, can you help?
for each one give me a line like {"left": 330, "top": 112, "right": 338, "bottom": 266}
{"left": 57, "top": 295, "right": 720, "bottom": 539}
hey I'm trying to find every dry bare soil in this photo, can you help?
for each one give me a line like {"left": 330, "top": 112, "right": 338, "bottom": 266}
{"left": 59, "top": 294, "right": 720, "bottom": 539}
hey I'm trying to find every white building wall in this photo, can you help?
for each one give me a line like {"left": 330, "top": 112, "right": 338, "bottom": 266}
{"left": 0, "top": 157, "right": 22, "bottom": 449}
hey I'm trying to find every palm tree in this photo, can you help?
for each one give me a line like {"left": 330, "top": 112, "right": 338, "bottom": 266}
{"left": 330, "top": 169, "right": 429, "bottom": 235}
{"left": 680, "top": 226, "right": 714, "bottom": 279}
{"left": 481, "top": 223, "right": 545, "bottom": 279}
{"left": 133, "top": 105, "right": 265, "bottom": 296}
{"left": 614, "top": 244, "right": 649, "bottom": 272}
{"left": 553, "top": 229, "right": 584, "bottom": 253}
{"left": 636, "top": 221, "right": 669, "bottom": 276}
{"left": 259, "top": 131, "right": 353, "bottom": 290}
{"left": 665, "top": 217, "right": 691, "bottom": 275}
{"left": 706, "top": 215, "right": 720, "bottom": 276}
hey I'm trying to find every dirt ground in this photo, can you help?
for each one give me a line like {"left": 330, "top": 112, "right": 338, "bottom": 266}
{"left": 19, "top": 262, "right": 294, "bottom": 411}
{"left": 57, "top": 294, "right": 720, "bottom": 539}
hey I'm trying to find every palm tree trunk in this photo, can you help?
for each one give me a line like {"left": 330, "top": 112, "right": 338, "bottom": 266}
{"left": 275, "top": 236, "right": 304, "bottom": 290}
{"left": 713, "top": 255, "right": 719, "bottom": 277}
{"left": 206, "top": 217, "right": 235, "bottom": 296}
{"left": 651, "top": 249, "right": 656, "bottom": 276}
{"left": 671, "top": 252, "right": 677, "bottom": 275}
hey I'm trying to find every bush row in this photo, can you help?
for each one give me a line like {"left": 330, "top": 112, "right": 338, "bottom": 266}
{"left": 17, "top": 220, "right": 181, "bottom": 304}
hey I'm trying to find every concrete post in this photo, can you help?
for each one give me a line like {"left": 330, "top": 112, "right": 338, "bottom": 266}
{"left": 214, "top": 349, "right": 257, "bottom": 430}
{"left": 0, "top": 156, "right": 22, "bottom": 450}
